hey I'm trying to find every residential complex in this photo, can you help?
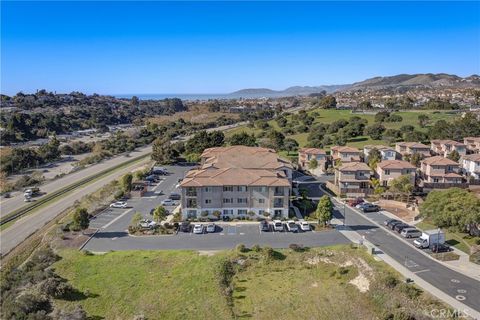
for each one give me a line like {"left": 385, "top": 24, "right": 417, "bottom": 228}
{"left": 461, "top": 154, "right": 480, "bottom": 180}
{"left": 331, "top": 146, "right": 361, "bottom": 163}
{"left": 298, "top": 147, "right": 327, "bottom": 175}
{"left": 430, "top": 139, "right": 467, "bottom": 157}
{"left": 395, "top": 142, "right": 431, "bottom": 157}
{"left": 363, "top": 145, "right": 397, "bottom": 162}
{"left": 334, "top": 162, "right": 372, "bottom": 197}
{"left": 180, "top": 146, "right": 292, "bottom": 220}
{"left": 464, "top": 137, "right": 480, "bottom": 154}
{"left": 420, "top": 156, "right": 464, "bottom": 189}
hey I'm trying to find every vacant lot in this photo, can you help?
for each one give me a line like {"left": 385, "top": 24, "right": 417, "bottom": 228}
{"left": 54, "top": 245, "right": 451, "bottom": 319}
{"left": 148, "top": 106, "right": 239, "bottom": 125}
{"left": 226, "top": 109, "right": 456, "bottom": 149}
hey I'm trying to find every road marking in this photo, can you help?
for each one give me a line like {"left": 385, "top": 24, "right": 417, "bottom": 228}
{"left": 451, "top": 279, "right": 461, "bottom": 283}
{"left": 239, "top": 232, "right": 245, "bottom": 235}
{"left": 457, "top": 289, "right": 467, "bottom": 294}
{"left": 102, "top": 208, "right": 133, "bottom": 229}
{"left": 455, "top": 295, "right": 466, "bottom": 301}
{"left": 413, "top": 269, "right": 430, "bottom": 274}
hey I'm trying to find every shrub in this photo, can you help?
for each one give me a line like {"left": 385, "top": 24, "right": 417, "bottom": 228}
{"left": 114, "top": 190, "right": 125, "bottom": 200}
{"left": 399, "top": 283, "right": 422, "bottom": 299}
{"left": 262, "top": 246, "right": 275, "bottom": 260}
{"left": 236, "top": 244, "right": 247, "bottom": 253}
{"left": 337, "top": 267, "right": 349, "bottom": 275}
{"left": 40, "top": 277, "right": 72, "bottom": 298}
{"left": 251, "top": 244, "right": 261, "bottom": 252}
{"left": 289, "top": 243, "right": 304, "bottom": 252}
{"left": 382, "top": 274, "right": 399, "bottom": 288}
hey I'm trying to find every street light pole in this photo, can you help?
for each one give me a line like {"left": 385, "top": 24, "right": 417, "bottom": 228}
{"left": 343, "top": 201, "right": 346, "bottom": 227}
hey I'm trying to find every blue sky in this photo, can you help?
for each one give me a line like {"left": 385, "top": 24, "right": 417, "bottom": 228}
{"left": 1, "top": 1, "right": 479, "bottom": 95}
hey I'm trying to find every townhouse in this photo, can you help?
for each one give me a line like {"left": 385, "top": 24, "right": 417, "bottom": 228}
{"left": 420, "top": 156, "right": 465, "bottom": 189}
{"left": 461, "top": 154, "right": 480, "bottom": 180}
{"left": 395, "top": 142, "right": 431, "bottom": 158}
{"left": 430, "top": 139, "right": 467, "bottom": 157}
{"left": 331, "top": 146, "right": 362, "bottom": 163}
{"left": 334, "top": 162, "right": 372, "bottom": 197}
{"left": 180, "top": 146, "right": 292, "bottom": 220}
{"left": 464, "top": 137, "right": 480, "bottom": 154}
{"left": 375, "top": 160, "right": 416, "bottom": 187}
{"left": 298, "top": 147, "right": 328, "bottom": 175}
{"left": 363, "top": 145, "right": 397, "bottom": 162}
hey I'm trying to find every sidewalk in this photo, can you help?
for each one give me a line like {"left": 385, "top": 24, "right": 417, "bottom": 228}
{"left": 331, "top": 218, "right": 480, "bottom": 319}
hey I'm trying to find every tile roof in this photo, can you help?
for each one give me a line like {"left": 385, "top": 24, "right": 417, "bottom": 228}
{"left": 431, "top": 139, "right": 465, "bottom": 147}
{"left": 396, "top": 142, "right": 430, "bottom": 149}
{"left": 338, "top": 162, "right": 371, "bottom": 172}
{"left": 377, "top": 160, "right": 416, "bottom": 170}
{"left": 331, "top": 146, "right": 361, "bottom": 153}
{"left": 299, "top": 147, "right": 326, "bottom": 155}
{"left": 422, "top": 156, "right": 459, "bottom": 166}
{"left": 462, "top": 154, "right": 480, "bottom": 161}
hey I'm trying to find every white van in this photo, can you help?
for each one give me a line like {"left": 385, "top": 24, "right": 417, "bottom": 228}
{"left": 400, "top": 228, "right": 422, "bottom": 239}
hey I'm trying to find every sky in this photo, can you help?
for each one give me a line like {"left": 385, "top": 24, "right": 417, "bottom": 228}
{"left": 1, "top": 1, "right": 479, "bottom": 95}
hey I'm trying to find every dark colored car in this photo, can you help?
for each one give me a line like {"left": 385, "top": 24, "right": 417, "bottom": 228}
{"left": 259, "top": 221, "right": 270, "bottom": 232}
{"left": 384, "top": 219, "right": 400, "bottom": 228}
{"left": 431, "top": 243, "right": 451, "bottom": 253}
{"left": 179, "top": 222, "right": 191, "bottom": 233}
{"left": 361, "top": 204, "right": 380, "bottom": 212}
{"left": 393, "top": 223, "right": 411, "bottom": 233}
{"left": 169, "top": 193, "right": 181, "bottom": 200}
{"left": 348, "top": 198, "right": 364, "bottom": 207}
{"left": 388, "top": 221, "right": 403, "bottom": 230}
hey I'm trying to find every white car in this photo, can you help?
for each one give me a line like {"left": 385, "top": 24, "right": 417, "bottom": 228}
{"left": 139, "top": 219, "right": 157, "bottom": 229}
{"left": 110, "top": 201, "right": 127, "bottom": 208}
{"left": 273, "top": 220, "right": 284, "bottom": 232}
{"left": 193, "top": 224, "right": 204, "bottom": 234}
{"left": 161, "top": 199, "right": 175, "bottom": 206}
{"left": 286, "top": 220, "right": 299, "bottom": 232}
{"left": 299, "top": 221, "right": 311, "bottom": 231}
{"left": 206, "top": 223, "right": 216, "bottom": 233}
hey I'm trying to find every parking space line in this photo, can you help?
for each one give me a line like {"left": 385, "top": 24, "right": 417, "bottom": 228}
{"left": 413, "top": 269, "right": 430, "bottom": 274}
{"left": 102, "top": 209, "right": 133, "bottom": 229}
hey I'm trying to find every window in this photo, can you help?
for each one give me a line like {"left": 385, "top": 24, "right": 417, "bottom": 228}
{"left": 237, "top": 186, "right": 247, "bottom": 192}
{"left": 223, "top": 198, "right": 233, "bottom": 203}
{"left": 204, "top": 187, "right": 212, "bottom": 192}
{"left": 238, "top": 209, "right": 247, "bottom": 215}
{"left": 258, "top": 198, "right": 265, "bottom": 204}
{"left": 237, "top": 198, "right": 248, "bottom": 204}
{"left": 358, "top": 172, "right": 365, "bottom": 177}
{"left": 223, "top": 209, "right": 233, "bottom": 215}
{"left": 258, "top": 210, "right": 265, "bottom": 216}
{"left": 384, "top": 170, "right": 390, "bottom": 175}
{"left": 205, "top": 199, "right": 212, "bottom": 204}
{"left": 187, "top": 199, "right": 197, "bottom": 208}
{"left": 223, "top": 186, "right": 234, "bottom": 192}
{"left": 253, "top": 186, "right": 267, "bottom": 193}
{"left": 433, "top": 178, "right": 439, "bottom": 183}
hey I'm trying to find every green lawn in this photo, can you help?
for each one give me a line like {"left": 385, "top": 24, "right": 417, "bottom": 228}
{"left": 54, "top": 245, "right": 452, "bottom": 319}
{"left": 415, "top": 221, "right": 477, "bottom": 254}
{"left": 226, "top": 109, "right": 456, "bottom": 149}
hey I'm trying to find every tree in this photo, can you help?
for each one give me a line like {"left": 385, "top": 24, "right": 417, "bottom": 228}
{"left": 185, "top": 153, "right": 201, "bottom": 162}
{"left": 121, "top": 173, "right": 133, "bottom": 192}
{"left": 365, "top": 123, "right": 386, "bottom": 140}
{"left": 298, "top": 188, "right": 313, "bottom": 215}
{"left": 358, "top": 100, "right": 373, "bottom": 109}
{"left": 308, "top": 158, "right": 318, "bottom": 170}
{"left": 410, "top": 153, "right": 423, "bottom": 167}
{"left": 367, "top": 148, "right": 382, "bottom": 170}
{"left": 152, "top": 137, "right": 178, "bottom": 164}
{"left": 267, "top": 130, "right": 285, "bottom": 150}
{"left": 38, "top": 135, "right": 61, "bottom": 162}
{"left": 421, "top": 188, "right": 480, "bottom": 235}
{"left": 318, "top": 95, "right": 337, "bottom": 109}
{"left": 153, "top": 205, "right": 168, "bottom": 222}
{"left": 185, "top": 131, "right": 225, "bottom": 154}
{"left": 370, "top": 178, "right": 385, "bottom": 195}
{"left": 131, "top": 96, "right": 139, "bottom": 106}
{"left": 314, "top": 195, "right": 333, "bottom": 226}
{"left": 283, "top": 138, "right": 299, "bottom": 155}
{"left": 71, "top": 207, "right": 89, "bottom": 231}
{"left": 389, "top": 175, "right": 414, "bottom": 201}
{"left": 228, "top": 132, "right": 257, "bottom": 146}
{"left": 131, "top": 212, "right": 143, "bottom": 226}
{"left": 447, "top": 150, "right": 460, "bottom": 162}
{"left": 418, "top": 114, "right": 430, "bottom": 128}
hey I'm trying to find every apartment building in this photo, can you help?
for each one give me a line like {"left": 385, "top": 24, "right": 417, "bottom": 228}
{"left": 298, "top": 147, "right": 328, "bottom": 175}
{"left": 464, "top": 137, "right": 480, "bottom": 154}
{"left": 180, "top": 146, "right": 292, "bottom": 219}
{"left": 430, "top": 140, "right": 467, "bottom": 157}
{"left": 375, "top": 160, "right": 416, "bottom": 187}
{"left": 363, "top": 145, "right": 397, "bottom": 162}
{"left": 420, "top": 156, "right": 464, "bottom": 189}
{"left": 395, "top": 142, "right": 431, "bottom": 158}
{"left": 461, "top": 154, "right": 480, "bottom": 180}
{"left": 331, "top": 146, "right": 362, "bottom": 163}
{"left": 334, "top": 162, "right": 372, "bottom": 197}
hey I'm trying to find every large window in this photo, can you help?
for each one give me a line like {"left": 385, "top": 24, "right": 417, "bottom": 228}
{"left": 223, "top": 186, "right": 234, "bottom": 192}
{"left": 237, "top": 186, "right": 247, "bottom": 192}
{"left": 237, "top": 198, "right": 248, "bottom": 204}
{"left": 223, "top": 198, "right": 234, "bottom": 203}
{"left": 238, "top": 209, "right": 247, "bottom": 215}
{"left": 204, "top": 187, "right": 212, "bottom": 192}
{"left": 205, "top": 199, "right": 212, "bottom": 204}
{"left": 258, "top": 198, "right": 265, "bottom": 204}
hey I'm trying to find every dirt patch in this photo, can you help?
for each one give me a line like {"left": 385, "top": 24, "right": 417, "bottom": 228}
{"left": 198, "top": 250, "right": 219, "bottom": 257}
{"left": 378, "top": 199, "right": 418, "bottom": 223}
{"left": 349, "top": 272, "right": 370, "bottom": 293}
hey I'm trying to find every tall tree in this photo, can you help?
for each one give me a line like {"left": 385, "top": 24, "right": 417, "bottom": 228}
{"left": 153, "top": 205, "right": 168, "bottom": 222}
{"left": 315, "top": 195, "right": 333, "bottom": 226}
{"left": 447, "top": 150, "right": 460, "bottom": 162}
{"left": 71, "top": 207, "right": 89, "bottom": 231}
{"left": 283, "top": 138, "right": 299, "bottom": 155}
{"left": 152, "top": 137, "right": 178, "bottom": 164}
{"left": 367, "top": 148, "right": 382, "bottom": 170}
{"left": 418, "top": 114, "right": 430, "bottom": 128}
{"left": 121, "top": 173, "right": 133, "bottom": 193}
{"left": 228, "top": 132, "right": 257, "bottom": 147}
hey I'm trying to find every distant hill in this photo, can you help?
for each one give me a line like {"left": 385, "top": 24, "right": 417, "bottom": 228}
{"left": 229, "top": 84, "right": 350, "bottom": 98}
{"left": 229, "top": 73, "right": 480, "bottom": 98}
{"left": 350, "top": 73, "right": 480, "bottom": 89}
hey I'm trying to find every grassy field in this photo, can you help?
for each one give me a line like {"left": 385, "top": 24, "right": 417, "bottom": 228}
{"left": 54, "top": 245, "right": 451, "bottom": 319}
{"left": 226, "top": 109, "right": 457, "bottom": 149}
{"left": 148, "top": 105, "right": 239, "bottom": 125}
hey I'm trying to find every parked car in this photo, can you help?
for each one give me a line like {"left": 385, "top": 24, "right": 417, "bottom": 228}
{"left": 193, "top": 224, "right": 204, "bottom": 234}
{"left": 286, "top": 220, "right": 299, "bottom": 232}
{"left": 431, "top": 243, "right": 451, "bottom": 253}
{"left": 361, "top": 204, "right": 380, "bottom": 212}
{"left": 206, "top": 223, "right": 216, "bottom": 233}
{"left": 393, "top": 223, "right": 411, "bottom": 233}
{"left": 388, "top": 221, "right": 403, "bottom": 230}
{"left": 259, "top": 220, "right": 270, "bottom": 232}
{"left": 161, "top": 199, "right": 175, "bottom": 206}
{"left": 355, "top": 202, "right": 370, "bottom": 209}
{"left": 348, "top": 198, "right": 364, "bottom": 207}
{"left": 24, "top": 196, "right": 33, "bottom": 202}
{"left": 400, "top": 228, "right": 422, "bottom": 238}
{"left": 179, "top": 222, "right": 191, "bottom": 233}
{"left": 110, "top": 201, "right": 127, "bottom": 208}
{"left": 299, "top": 221, "right": 311, "bottom": 231}
{"left": 169, "top": 193, "right": 181, "bottom": 200}
{"left": 273, "top": 220, "right": 284, "bottom": 232}
{"left": 139, "top": 219, "right": 157, "bottom": 229}
{"left": 383, "top": 219, "right": 401, "bottom": 227}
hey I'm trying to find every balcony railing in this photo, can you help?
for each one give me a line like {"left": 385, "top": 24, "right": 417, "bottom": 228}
{"left": 273, "top": 201, "right": 284, "bottom": 208}
{"left": 186, "top": 191, "right": 197, "bottom": 197}
{"left": 274, "top": 190, "right": 284, "bottom": 196}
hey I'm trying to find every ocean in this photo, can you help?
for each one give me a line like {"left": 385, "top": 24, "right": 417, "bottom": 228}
{"left": 113, "top": 93, "right": 230, "bottom": 101}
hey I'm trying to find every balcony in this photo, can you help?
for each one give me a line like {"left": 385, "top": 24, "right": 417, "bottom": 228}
{"left": 273, "top": 200, "right": 284, "bottom": 208}
{"left": 186, "top": 190, "right": 197, "bottom": 197}
{"left": 274, "top": 189, "right": 284, "bottom": 196}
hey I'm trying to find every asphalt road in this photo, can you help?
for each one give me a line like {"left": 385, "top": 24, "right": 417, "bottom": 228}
{"left": 330, "top": 195, "right": 480, "bottom": 314}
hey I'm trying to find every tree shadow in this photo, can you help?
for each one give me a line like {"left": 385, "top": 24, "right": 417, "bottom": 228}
{"left": 63, "top": 288, "right": 99, "bottom": 301}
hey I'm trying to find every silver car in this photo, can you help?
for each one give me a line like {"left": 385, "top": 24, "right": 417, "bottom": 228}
{"left": 206, "top": 223, "right": 216, "bottom": 233}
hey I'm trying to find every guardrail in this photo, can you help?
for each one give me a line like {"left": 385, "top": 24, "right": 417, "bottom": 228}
{"left": 0, "top": 153, "right": 150, "bottom": 226}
